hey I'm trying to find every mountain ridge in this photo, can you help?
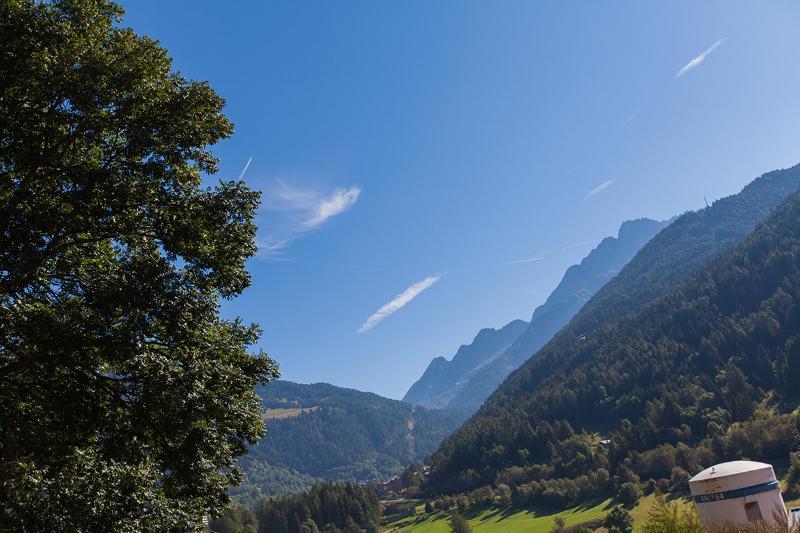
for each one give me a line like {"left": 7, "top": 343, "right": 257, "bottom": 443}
{"left": 403, "top": 320, "right": 528, "bottom": 409}
{"left": 491, "top": 163, "right": 800, "bottom": 411}
{"left": 403, "top": 217, "right": 667, "bottom": 413}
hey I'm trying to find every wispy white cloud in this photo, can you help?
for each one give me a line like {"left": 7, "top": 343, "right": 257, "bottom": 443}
{"left": 675, "top": 38, "right": 725, "bottom": 78}
{"left": 301, "top": 187, "right": 361, "bottom": 230}
{"left": 503, "top": 256, "right": 545, "bottom": 265}
{"left": 357, "top": 275, "right": 442, "bottom": 333}
{"left": 587, "top": 179, "right": 615, "bottom": 198}
{"left": 257, "top": 181, "right": 361, "bottom": 257}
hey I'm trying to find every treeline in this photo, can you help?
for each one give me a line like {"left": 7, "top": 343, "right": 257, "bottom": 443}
{"left": 231, "top": 463, "right": 321, "bottom": 507}
{"left": 212, "top": 483, "right": 381, "bottom": 533}
{"left": 424, "top": 167, "right": 800, "bottom": 502}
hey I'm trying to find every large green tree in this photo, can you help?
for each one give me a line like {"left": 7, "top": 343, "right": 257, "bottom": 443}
{"left": 0, "top": 0, "right": 278, "bottom": 529}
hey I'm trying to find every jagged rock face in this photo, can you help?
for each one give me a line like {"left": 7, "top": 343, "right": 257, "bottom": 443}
{"left": 403, "top": 218, "right": 667, "bottom": 413}
{"left": 402, "top": 320, "right": 529, "bottom": 409}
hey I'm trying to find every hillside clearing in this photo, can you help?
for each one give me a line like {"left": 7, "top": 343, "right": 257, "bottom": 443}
{"left": 261, "top": 406, "right": 319, "bottom": 420}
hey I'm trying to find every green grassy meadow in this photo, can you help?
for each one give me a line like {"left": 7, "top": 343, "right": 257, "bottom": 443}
{"left": 385, "top": 498, "right": 613, "bottom": 532}
{"left": 384, "top": 471, "right": 800, "bottom": 531}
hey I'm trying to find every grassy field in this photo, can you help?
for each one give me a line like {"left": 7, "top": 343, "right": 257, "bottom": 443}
{"left": 384, "top": 492, "right": 800, "bottom": 532}
{"left": 385, "top": 473, "right": 800, "bottom": 532}
{"left": 384, "top": 498, "right": 613, "bottom": 532}
{"left": 261, "top": 406, "right": 319, "bottom": 420}
{"left": 383, "top": 494, "right": 683, "bottom": 531}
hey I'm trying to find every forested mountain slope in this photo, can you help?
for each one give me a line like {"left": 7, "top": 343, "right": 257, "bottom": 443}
{"left": 426, "top": 164, "right": 800, "bottom": 495}
{"left": 235, "top": 380, "right": 465, "bottom": 504}
{"left": 441, "top": 218, "right": 667, "bottom": 413}
{"left": 403, "top": 320, "right": 528, "bottom": 409}
{"left": 483, "top": 163, "right": 800, "bottom": 414}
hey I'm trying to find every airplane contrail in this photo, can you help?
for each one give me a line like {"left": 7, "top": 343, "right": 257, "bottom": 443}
{"left": 238, "top": 156, "right": 253, "bottom": 180}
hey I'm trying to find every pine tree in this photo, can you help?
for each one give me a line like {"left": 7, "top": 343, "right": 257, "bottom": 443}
{"left": 604, "top": 506, "right": 634, "bottom": 533}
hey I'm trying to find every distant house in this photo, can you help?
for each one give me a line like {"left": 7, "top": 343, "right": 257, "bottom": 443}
{"left": 377, "top": 476, "right": 403, "bottom": 493}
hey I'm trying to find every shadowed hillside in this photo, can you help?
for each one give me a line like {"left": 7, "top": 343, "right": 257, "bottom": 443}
{"left": 234, "top": 380, "right": 466, "bottom": 504}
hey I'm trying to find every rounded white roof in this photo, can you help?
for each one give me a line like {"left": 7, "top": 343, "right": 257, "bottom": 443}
{"left": 690, "top": 461, "right": 772, "bottom": 483}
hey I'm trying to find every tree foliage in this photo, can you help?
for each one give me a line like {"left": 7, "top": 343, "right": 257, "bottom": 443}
{"left": 640, "top": 493, "right": 701, "bottom": 533}
{"left": 449, "top": 510, "right": 471, "bottom": 533}
{"left": 212, "top": 483, "right": 381, "bottom": 533}
{"left": 0, "top": 0, "right": 278, "bottom": 528}
{"left": 604, "top": 506, "right": 634, "bottom": 533}
{"left": 617, "top": 482, "right": 641, "bottom": 506}
{"left": 787, "top": 452, "right": 800, "bottom": 498}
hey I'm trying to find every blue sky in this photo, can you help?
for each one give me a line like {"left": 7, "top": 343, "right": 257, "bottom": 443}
{"left": 122, "top": 1, "right": 800, "bottom": 399}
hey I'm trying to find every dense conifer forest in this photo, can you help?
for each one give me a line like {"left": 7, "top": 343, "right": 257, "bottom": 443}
{"left": 213, "top": 483, "right": 381, "bottom": 533}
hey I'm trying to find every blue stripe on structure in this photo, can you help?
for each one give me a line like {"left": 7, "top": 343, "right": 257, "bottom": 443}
{"left": 693, "top": 480, "right": 781, "bottom": 504}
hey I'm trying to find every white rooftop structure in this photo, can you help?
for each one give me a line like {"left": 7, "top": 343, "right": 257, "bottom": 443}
{"left": 689, "top": 460, "right": 787, "bottom": 530}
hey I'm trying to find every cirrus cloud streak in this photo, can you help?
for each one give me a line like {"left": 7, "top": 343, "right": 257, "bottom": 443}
{"left": 257, "top": 181, "right": 361, "bottom": 257}
{"left": 357, "top": 275, "right": 442, "bottom": 333}
{"left": 587, "top": 179, "right": 615, "bottom": 198}
{"left": 676, "top": 38, "right": 725, "bottom": 78}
